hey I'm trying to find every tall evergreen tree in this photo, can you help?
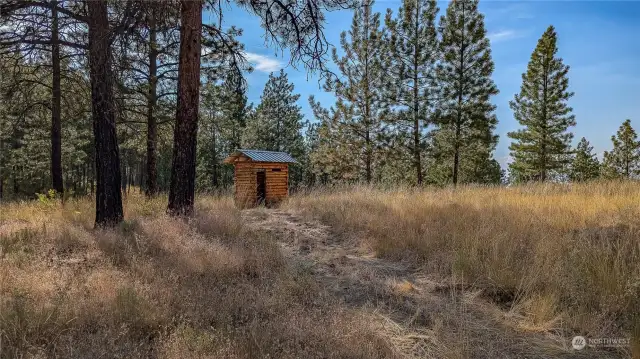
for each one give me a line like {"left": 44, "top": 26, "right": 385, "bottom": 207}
{"left": 383, "top": 0, "right": 439, "bottom": 185}
{"left": 88, "top": 0, "right": 129, "bottom": 226}
{"left": 308, "top": 96, "right": 361, "bottom": 183}
{"left": 433, "top": 0, "right": 499, "bottom": 186}
{"left": 602, "top": 119, "right": 640, "bottom": 179}
{"left": 242, "top": 70, "right": 306, "bottom": 185}
{"left": 168, "top": 0, "right": 203, "bottom": 217}
{"left": 508, "top": 26, "right": 575, "bottom": 183}
{"left": 322, "top": 0, "right": 386, "bottom": 183}
{"left": 570, "top": 137, "right": 600, "bottom": 182}
{"left": 242, "top": 70, "right": 305, "bottom": 157}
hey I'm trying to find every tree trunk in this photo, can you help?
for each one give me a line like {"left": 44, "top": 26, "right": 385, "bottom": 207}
{"left": 50, "top": 0, "right": 64, "bottom": 194}
{"left": 145, "top": 11, "right": 158, "bottom": 197}
{"left": 365, "top": 134, "right": 372, "bottom": 184}
{"left": 139, "top": 158, "right": 144, "bottom": 192}
{"left": 452, "top": 1, "right": 466, "bottom": 188}
{"left": 88, "top": 0, "right": 124, "bottom": 227}
{"left": 90, "top": 166, "right": 95, "bottom": 195}
{"left": 452, "top": 136, "right": 459, "bottom": 186}
{"left": 121, "top": 151, "right": 127, "bottom": 196}
{"left": 128, "top": 162, "right": 133, "bottom": 194}
{"left": 72, "top": 166, "right": 78, "bottom": 194}
{"left": 167, "top": 0, "right": 202, "bottom": 216}
{"left": 211, "top": 114, "right": 219, "bottom": 188}
{"left": 360, "top": 0, "right": 373, "bottom": 185}
{"left": 13, "top": 171, "right": 18, "bottom": 196}
{"left": 412, "top": 2, "right": 422, "bottom": 186}
{"left": 541, "top": 64, "right": 548, "bottom": 182}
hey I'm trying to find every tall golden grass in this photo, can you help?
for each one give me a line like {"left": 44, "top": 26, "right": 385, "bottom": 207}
{"left": 2, "top": 182, "right": 639, "bottom": 358}
{"left": 0, "top": 193, "right": 390, "bottom": 358}
{"left": 287, "top": 180, "right": 640, "bottom": 353}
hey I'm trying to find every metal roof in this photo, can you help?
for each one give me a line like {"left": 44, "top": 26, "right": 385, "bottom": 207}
{"left": 223, "top": 149, "right": 297, "bottom": 164}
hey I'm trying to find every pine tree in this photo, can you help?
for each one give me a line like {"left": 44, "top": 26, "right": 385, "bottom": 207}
{"left": 508, "top": 26, "right": 575, "bottom": 183}
{"left": 198, "top": 80, "right": 249, "bottom": 191}
{"left": 308, "top": 96, "right": 361, "bottom": 183}
{"left": 87, "top": 0, "right": 125, "bottom": 226}
{"left": 383, "top": 0, "right": 439, "bottom": 185}
{"left": 242, "top": 70, "right": 305, "bottom": 157}
{"left": 1, "top": 0, "right": 89, "bottom": 195}
{"left": 168, "top": 0, "right": 203, "bottom": 217}
{"left": 434, "top": 0, "right": 499, "bottom": 186}
{"left": 322, "top": 0, "right": 386, "bottom": 183}
{"left": 570, "top": 137, "right": 600, "bottom": 182}
{"left": 602, "top": 119, "right": 640, "bottom": 179}
{"left": 242, "top": 70, "right": 306, "bottom": 185}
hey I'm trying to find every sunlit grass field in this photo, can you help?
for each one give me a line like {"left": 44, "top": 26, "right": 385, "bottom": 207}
{"left": 287, "top": 181, "right": 640, "bottom": 352}
{"left": 1, "top": 181, "right": 639, "bottom": 357}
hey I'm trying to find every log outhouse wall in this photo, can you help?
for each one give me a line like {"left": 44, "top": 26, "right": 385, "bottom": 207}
{"left": 234, "top": 161, "right": 289, "bottom": 208}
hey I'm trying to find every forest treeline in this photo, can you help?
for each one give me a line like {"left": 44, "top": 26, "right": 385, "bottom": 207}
{"left": 1, "top": 0, "right": 638, "bottom": 224}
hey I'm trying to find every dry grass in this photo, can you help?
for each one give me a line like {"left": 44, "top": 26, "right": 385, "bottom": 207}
{"left": 287, "top": 181, "right": 640, "bottom": 355}
{"left": 2, "top": 182, "right": 639, "bottom": 358}
{"left": 0, "top": 192, "right": 391, "bottom": 358}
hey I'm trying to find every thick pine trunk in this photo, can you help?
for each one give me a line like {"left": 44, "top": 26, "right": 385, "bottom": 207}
{"left": 168, "top": 0, "right": 202, "bottom": 216}
{"left": 50, "top": 0, "right": 64, "bottom": 194}
{"left": 88, "top": 0, "right": 124, "bottom": 227}
{"left": 145, "top": 13, "right": 158, "bottom": 197}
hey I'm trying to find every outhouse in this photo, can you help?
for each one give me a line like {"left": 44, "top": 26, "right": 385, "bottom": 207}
{"left": 223, "top": 149, "right": 297, "bottom": 208}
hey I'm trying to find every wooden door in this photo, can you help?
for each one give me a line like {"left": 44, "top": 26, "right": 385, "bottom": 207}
{"left": 256, "top": 170, "right": 266, "bottom": 205}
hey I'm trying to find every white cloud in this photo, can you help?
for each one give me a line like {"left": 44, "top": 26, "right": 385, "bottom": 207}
{"left": 487, "top": 30, "right": 520, "bottom": 43}
{"left": 244, "top": 52, "right": 282, "bottom": 73}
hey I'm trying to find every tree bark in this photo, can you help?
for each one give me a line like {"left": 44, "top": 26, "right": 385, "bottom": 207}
{"left": 50, "top": 0, "right": 64, "bottom": 194}
{"left": 211, "top": 115, "right": 219, "bottom": 188}
{"left": 541, "top": 62, "right": 548, "bottom": 182}
{"left": 360, "top": 0, "right": 373, "bottom": 185}
{"left": 128, "top": 162, "right": 133, "bottom": 194}
{"left": 452, "top": 1, "right": 466, "bottom": 188}
{"left": 167, "top": 0, "right": 202, "bottom": 216}
{"left": 88, "top": 0, "right": 124, "bottom": 227}
{"left": 145, "top": 11, "right": 158, "bottom": 197}
{"left": 412, "top": 2, "right": 422, "bottom": 185}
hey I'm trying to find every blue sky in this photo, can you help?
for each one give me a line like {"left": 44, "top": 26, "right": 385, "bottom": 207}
{"left": 205, "top": 1, "right": 640, "bottom": 169}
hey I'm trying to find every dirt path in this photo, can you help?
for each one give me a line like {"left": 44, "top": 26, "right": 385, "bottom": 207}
{"left": 243, "top": 208, "right": 622, "bottom": 359}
